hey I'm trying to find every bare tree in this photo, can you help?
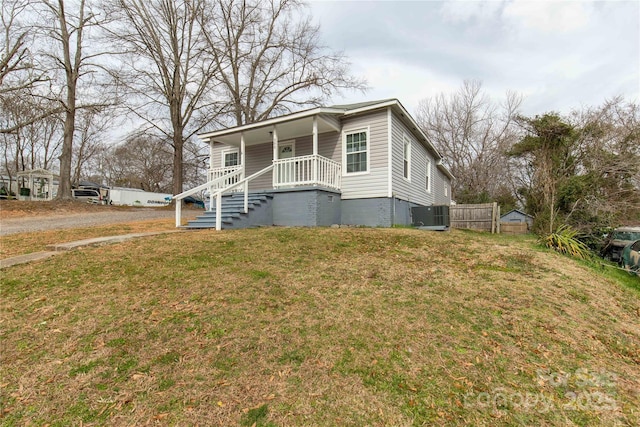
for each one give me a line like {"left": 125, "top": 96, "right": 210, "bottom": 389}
{"left": 104, "top": 134, "right": 173, "bottom": 192}
{"left": 0, "top": 0, "right": 62, "bottom": 134}
{"left": 203, "top": 0, "right": 367, "bottom": 126}
{"left": 1, "top": 0, "right": 40, "bottom": 96}
{"left": 31, "top": 0, "right": 115, "bottom": 199}
{"left": 568, "top": 97, "right": 640, "bottom": 226}
{"left": 1, "top": 91, "right": 62, "bottom": 180}
{"left": 107, "top": 0, "right": 221, "bottom": 195}
{"left": 71, "top": 105, "right": 112, "bottom": 185}
{"left": 415, "top": 80, "right": 522, "bottom": 204}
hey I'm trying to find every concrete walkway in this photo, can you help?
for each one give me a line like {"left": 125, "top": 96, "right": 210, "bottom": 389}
{"left": 0, "top": 230, "right": 184, "bottom": 269}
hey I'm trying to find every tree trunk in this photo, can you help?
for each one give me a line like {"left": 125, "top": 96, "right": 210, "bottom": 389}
{"left": 172, "top": 134, "right": 184, "bottom": 195}
{"left": 58, "top": 104, "right": 75, "bottom": 199}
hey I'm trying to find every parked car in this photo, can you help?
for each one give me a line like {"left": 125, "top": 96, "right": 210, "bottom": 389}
{"left": 184, "top": 196, "right": 204, "bottom": 208}
{"left": 621, "top": 240, "right": 640, "bottom": 276}
{"left": 71, "top": 188, "right": 101, "bottom": 203}
{"left": 601, "top": 226, "right": 640, "bottom": 264}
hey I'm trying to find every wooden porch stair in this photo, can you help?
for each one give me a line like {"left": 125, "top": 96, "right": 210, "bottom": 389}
{"left": 183, "top": 192, "right": 273, "bottom": 229}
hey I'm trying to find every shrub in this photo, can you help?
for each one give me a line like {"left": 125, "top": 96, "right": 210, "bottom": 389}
{"left": 539, "top": 225, "right": 592, "bottom": 260}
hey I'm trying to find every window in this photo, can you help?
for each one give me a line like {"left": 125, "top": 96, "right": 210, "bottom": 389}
{"left": 444, "top": 183, "right": 448, "bottom": 197}
{"left": 344, "top": 129, "right": 368, "bottom": 174}
{"left": 403, "top": 135, "right": 411, "bottom": 180}
{"left": 425, "top": 158, "right": 431, "bottom": 192}
{"left": 222, "top": 150, "right": 239, "bottom": 167}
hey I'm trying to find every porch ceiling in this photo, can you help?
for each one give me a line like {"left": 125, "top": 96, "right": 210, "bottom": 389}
{"left": 208, "top": 114, "right": 340, "bottom": 147}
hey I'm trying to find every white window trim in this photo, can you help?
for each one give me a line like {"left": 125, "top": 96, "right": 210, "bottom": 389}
{"left": 221, "top": 148, "right": 240, "bottom": 168}
{"left": 402, "top": 133, "right": 412, "bottom": 182}
{"left": 342, "top": 127, "right": 370, "bottom": 176}
{"left": 444, "top": 182, "right": 449, "bottom": 198}
{"left": 425, "top": 156, "right": 432, "bottom": 193}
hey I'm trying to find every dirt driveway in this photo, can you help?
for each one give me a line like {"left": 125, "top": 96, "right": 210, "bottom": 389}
{"left": 0, "top": 200, "right": 195, "bottom": 236}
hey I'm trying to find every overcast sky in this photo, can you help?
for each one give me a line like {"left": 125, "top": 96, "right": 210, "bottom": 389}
{"left": 309, "top": 0, "right": 640, "bottom": 115}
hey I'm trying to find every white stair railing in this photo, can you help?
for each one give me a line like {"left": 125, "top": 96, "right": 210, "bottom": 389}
{"left": 173, "top": 168, "right": 244, "bottom": 227}
{"left": 209, "top": 164, "right": 274, "bottom": 230}
{"left": 174, "top": 164, "right": 274, "bottom": 230}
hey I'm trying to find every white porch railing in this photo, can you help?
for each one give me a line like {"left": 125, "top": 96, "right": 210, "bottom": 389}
{"left": 273, "top": 154, "right": 341, "bottom": 190}
{"left": 208, "top": 165, "right": 242, "bottom": 190}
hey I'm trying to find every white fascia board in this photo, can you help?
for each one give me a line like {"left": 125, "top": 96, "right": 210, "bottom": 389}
{"left": 341, "top": 100, "right": 399, "bottom": 116}
{"left": 390, "top": 101, "right": 444, "bottom": 162}
{"left": 436, "top": 161, "right": 455, "bottom": 181}
{"left": 197, "top": 107, "right": 346, "bottom": 142}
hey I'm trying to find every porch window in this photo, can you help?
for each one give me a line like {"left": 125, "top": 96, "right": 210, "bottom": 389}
{"left": 403, "top": 135, "right": 411, "bottom": 180}
{"left": 222, "top": 150, "right": 239, "bottom": 167}
{"left": 425, "top": 157, "right": 431, "bottom": 193}
{"left": 344, "top": 129, "right": 368, "bottom": 174}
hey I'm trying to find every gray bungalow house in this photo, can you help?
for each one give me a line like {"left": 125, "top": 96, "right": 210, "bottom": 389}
{"left": 174, "top": 99, "right": 453, "bottom": 230}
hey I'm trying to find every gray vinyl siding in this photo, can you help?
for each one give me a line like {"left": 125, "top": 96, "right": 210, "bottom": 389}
{"left": 390, "top": 112, "right": 434, "bottom": 206}
{"left": 245, "top": 143, "right": 273, "bottom": 190}
{"left": 211, "top": 143, "right": 235, "bottom": 169}
{"left": 318, "top": 132, "right": 341, "bottom": 162}
{"left": 340, "top": 110, "right": 389, "bottom": 199}
{"left": 433, "top": 166, "right": 452, "bottom": 205}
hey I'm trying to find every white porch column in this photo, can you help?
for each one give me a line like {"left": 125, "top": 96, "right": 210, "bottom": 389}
{"left": 241, "top": 133, "right": 248, "bottom": 213}
{"left": 175, "top": 201, "right": 182, "bottom": 227}
{"left": 209, "top": 138, "right": 214, "bottom": 173}
{"left": 215, "top": 193, "right": 222, "bottom": 231}
{"left": 208, "top": 137, "right": 214, "bottom": 211}
{"left": 312, "top": 116, "right": 318, "bottom": 183}
{"left": 272, "top": 126, "right": 279, "bottom": 187}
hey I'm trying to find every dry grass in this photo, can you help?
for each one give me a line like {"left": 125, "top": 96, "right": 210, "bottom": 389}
{"left": 0, "top": 200, "right": 134, "bottom": 219}
{"left": 0, "top": 219, "right": 178, "bottom": 258}
{"left": 1, "top": 227, "right": 639, "bottom": 426}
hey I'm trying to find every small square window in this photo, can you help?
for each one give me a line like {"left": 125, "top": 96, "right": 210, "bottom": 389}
{"left": 223, "top": 151, "right": 239, "bottom": 167}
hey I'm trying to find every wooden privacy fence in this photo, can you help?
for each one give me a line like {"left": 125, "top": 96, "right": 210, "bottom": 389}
{"left": 450, "top": 202, "right": 501, "bottom": 233}
{"left": 500, "top": 222, "right": 529, "bottom": 235}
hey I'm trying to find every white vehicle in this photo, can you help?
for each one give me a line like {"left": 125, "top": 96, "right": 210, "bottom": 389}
{"left": 72, "top": 188, "right": 101, "bottom": 202}
{"left": 108, "top": 187, "right": 172, "bottom": 207}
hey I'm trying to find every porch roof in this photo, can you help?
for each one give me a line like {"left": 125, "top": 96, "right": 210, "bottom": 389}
{"left": 198, "top": 107, "right": 346, "bottom": 147}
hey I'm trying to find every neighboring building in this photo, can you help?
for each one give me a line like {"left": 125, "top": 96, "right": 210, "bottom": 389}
{"left": 175, "top": 99, "right": 454, "bottom": 229}
{"left": 500, "top": 209, "right": 534, "bottom": 228}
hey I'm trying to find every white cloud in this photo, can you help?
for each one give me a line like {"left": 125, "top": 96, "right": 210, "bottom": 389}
{"left": 439, "top": 0, "right": 504, "bottom": 24}
{"left": 309, "top": 0, "right": 639, "bottom": 115}
{"left": 502, "top": 0, "right": 593, "bottom": 34}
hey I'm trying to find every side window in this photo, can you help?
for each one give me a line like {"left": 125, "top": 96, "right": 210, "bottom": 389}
{"left": 403, "top": 135, "right": 411, "bottom": 180}
{"left": 425, "top": 157, "right": 431, "bottom": 192}
{"left": 344, "top": 129, "right": 369, "bottom": 174}
{"left": 223, "top": 150, "right": 239, "bottom": 167}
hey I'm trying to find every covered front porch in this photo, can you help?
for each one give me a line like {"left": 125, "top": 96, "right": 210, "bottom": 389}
{"left": 208, "top": 154, "right": 341, "bottom": 192}
{"left": 174, "top": 109, "right": 345, "bottom": 229}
